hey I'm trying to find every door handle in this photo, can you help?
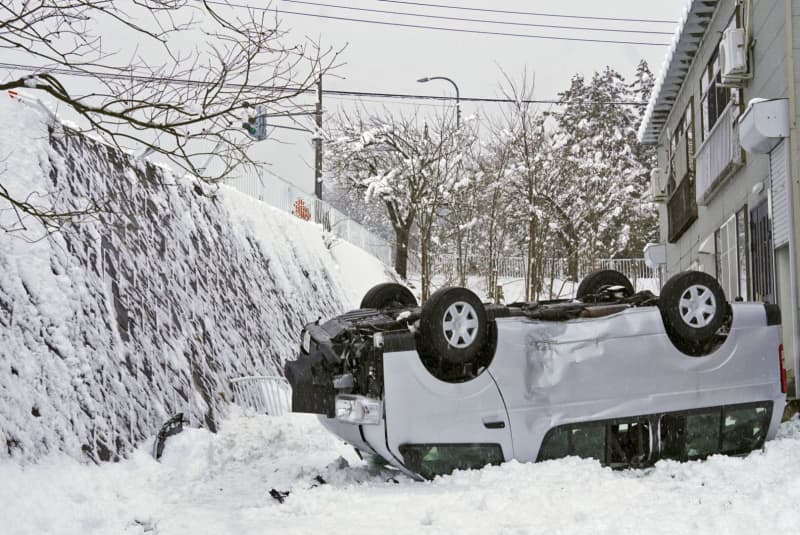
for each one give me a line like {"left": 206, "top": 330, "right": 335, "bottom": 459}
{"left": 483, "top": 420, "right": 506, "bottom": 429}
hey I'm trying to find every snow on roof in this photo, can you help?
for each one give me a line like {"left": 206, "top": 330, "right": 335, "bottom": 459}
{"left": 638, "top": 0, "right": 719, "bottom": 145}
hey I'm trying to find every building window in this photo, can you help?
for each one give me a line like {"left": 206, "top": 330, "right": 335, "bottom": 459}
{"left": 750, "top": 200, "right": 774, "bottom": 302}
{"left": 666, "top": 100, "right": 698, "bottom": 242}
{"left": 668, "top": 99, "right": 695, "bottom": 192}
{"left": 700, "top": 12, "right": 741, "bottom": 141}
{"left": 736, "top": 208, "right": 749, "bottom": 300}
{"left": 715, "top": 207, "right": 749, "bottom": 301}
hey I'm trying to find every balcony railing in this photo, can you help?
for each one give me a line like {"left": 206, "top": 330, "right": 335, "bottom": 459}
{"left": 695, "top": 103, "right": 743, "bottom": 204}
{"left": 667, "top": 174, "right": 697, "bottom": 242}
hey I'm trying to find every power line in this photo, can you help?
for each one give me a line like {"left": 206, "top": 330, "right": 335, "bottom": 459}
{"left": 200, "top": 0, "right": 669, "bottom": 46}
{"left": 277, "top": 0, "right": 674, "bottom": 36}
{"left": 272, "top": 8, "right": 668, "bottom": 46}
{"left": 319, "top": 87, "right": 645, "bottom": 106}
{"left": 374, "top": 0, "right": 679, "bottom": 25}
{"left": 326, "top": 93, "right": 449, "bottom": 109}
{"left": 0, "top": 62, "right": 648, "bottom": 105}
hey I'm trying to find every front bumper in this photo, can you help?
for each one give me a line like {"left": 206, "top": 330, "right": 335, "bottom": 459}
{"left": 285, "top": 349, "right": 337, "bottom": 417}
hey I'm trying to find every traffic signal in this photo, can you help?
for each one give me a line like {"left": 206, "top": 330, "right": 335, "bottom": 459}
{"left": 243, "top": 115, "right": 258, "bottom": 137}
{"left": 242, "top": 106, "right": 268, "bottom": 141}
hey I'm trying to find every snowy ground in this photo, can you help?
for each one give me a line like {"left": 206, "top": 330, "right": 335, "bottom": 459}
{"left": 3, "top": 410, "right": 800, "bottom": 535}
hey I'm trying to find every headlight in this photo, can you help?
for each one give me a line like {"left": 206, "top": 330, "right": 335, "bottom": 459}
{"left": 301, "top": 329, "right": 311, "bottom": 354}
{"left": 335, "top": 395, "right": 382, "bottom": 425}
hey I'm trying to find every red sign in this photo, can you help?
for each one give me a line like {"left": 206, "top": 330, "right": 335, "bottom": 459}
{"left": 294, "top": 199, "right": 311, "bottom": 221}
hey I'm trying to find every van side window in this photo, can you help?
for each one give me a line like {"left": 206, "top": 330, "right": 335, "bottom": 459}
{"left": 537, "top": 427, "right": 569, "bottom": 461}
{"left": 399, "top": 443, "right": 504, "bottom": 479}
{"left": 607, "top": 420, "right": 650, "bottom": 467}
{"left": 538, "top": 423, "right": 604, "bottom": 462}
{"left": 659, "top": 403, "right": 772, "bottom": 461}
{"left": 660, "top": 409, "right": 720, "bottom": 461}
{"left": 721, "top": 405, "right": 770, "bottom": 454}
{"left": 570, "top": 424, "right": 605, "bottom": 460}
{"left": 659, "top": 413, "right": 686, "bottom": 460}
{"left": 684, "top": 412, "right": 721, "bottom": 459}
{"left": 539, "top": 419, "right": 650, "bottom": 467}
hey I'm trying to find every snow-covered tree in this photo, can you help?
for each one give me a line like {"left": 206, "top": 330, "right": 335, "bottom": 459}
{"left": 460, "top": 64, "right": 657, "bottom": 297}
{"left": 325, "top": 110, "right": 469, "bottom": 296}
{"left": 550, "top": 66, "right": 657, "bottom": 269}
{"left": 477, "top": 71, "right": 562, "bottom": 300}
{"left": 326, "top": 63, "right": 657, "bottom": 296}
{"left": 630, "top": 59, "right": 656, "bottom": 119}
{"left": 470, "top": 134, "right": 515, "bottom": 295}
{"left": 627, "top": 60, "right": 659, "bottom": 256}
{"left": 431, "top": 140, "right": 484, "bottom": 288}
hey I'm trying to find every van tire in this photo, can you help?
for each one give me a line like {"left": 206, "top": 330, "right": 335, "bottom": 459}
{"left": 360, "top": 283, "right": 417, "bottom": 309}
{"left": 659, "top": 271, "right": 727, "bottom": 346}
{"left": 418, "top": 287, "right": 487, "bottom": 367}
{"left": 576, "top": 270, "right": 634, "bottom": 302}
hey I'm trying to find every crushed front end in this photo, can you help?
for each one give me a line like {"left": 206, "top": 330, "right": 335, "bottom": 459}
{"left": 284, "top": 308, "right": 409, "bottom": 424}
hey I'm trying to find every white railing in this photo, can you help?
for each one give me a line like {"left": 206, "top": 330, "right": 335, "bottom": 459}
{"left": 696, "top": 103, "right": 743, "bottom": 204}
{"left": 227, "top": 174, "right": 394, "bottom": 267}
{"left": 230, "top": 376, "right": 291, "bottom": 415}
{"left": 430, "top": 254, "right": 661, "bottom": 286}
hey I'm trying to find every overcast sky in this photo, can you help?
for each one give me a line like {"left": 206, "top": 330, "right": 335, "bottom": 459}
{"left": 255, "top": 0, "right": 689, "bottom": 193}
{"left": 1, "top": 0, "right": 689, "bottom": 195}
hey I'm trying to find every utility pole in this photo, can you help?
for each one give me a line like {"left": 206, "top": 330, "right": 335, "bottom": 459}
{"left": 314, "top": 76, "right": 323, "bottom": 200}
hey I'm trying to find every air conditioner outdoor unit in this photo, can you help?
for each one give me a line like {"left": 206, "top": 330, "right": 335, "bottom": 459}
{"left": 719, "top": 28, "right": 747, "bottom": 79}
{"left": 650, "top": 167, "right": 668, "bottom": 202}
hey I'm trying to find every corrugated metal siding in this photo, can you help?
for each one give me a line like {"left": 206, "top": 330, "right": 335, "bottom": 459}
{"left": 770, "top": 139, "right": 790, "bottom": 247}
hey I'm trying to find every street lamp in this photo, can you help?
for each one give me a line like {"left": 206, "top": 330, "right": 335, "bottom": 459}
{"left": 417, "top": 76, "right": 460, "bottom": 129}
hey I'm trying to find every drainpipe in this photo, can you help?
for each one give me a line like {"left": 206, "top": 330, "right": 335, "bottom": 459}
{"left": 784, "top": 0, "right": 800, "bottom": 396}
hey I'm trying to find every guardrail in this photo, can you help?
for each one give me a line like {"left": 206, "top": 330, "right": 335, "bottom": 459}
{"left": 230, "top": 376, "right": 291, "bottom": 415}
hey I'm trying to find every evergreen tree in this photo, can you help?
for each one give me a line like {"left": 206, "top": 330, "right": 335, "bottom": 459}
{"left": 628, "top": 60, "right": 660, "bottom": 257}
{"left": 551, "top": 65, "right": 657, "bottom": 266}
{"left": 630, "top": 59, "right": 656, "bottom": 118}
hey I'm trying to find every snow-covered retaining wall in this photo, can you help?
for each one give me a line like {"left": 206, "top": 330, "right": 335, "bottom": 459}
{"left": 0, "top": 102, "right": 387, "bottom": 462}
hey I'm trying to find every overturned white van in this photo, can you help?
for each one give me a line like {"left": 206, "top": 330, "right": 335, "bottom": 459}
{"left": 286, "top": 271, "right": 786, "bottom": 480}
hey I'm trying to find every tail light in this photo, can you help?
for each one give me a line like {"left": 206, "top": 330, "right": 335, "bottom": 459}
{"left": 779, "top": 344, "right": 788, "bottom": 394}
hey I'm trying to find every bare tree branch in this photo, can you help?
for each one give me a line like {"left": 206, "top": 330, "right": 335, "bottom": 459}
{"left": 1, "top": 0, "right": 342, "bottom": 227}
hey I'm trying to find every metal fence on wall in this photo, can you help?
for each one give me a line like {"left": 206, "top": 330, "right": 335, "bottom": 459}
{"left": 430, "top": 254, "right": 662, "bottom": 287}
{"left": 227, "top": 174, "right": 394, "bottom": 267}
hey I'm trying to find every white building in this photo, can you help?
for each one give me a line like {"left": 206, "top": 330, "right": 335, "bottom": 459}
{"left": 639, "top": 0, "right": 800, "bottom": 394}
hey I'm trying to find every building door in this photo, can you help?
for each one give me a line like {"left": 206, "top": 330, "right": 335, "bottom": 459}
{"left": 750, "top": 199, "right": 774, "bottom": 303}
